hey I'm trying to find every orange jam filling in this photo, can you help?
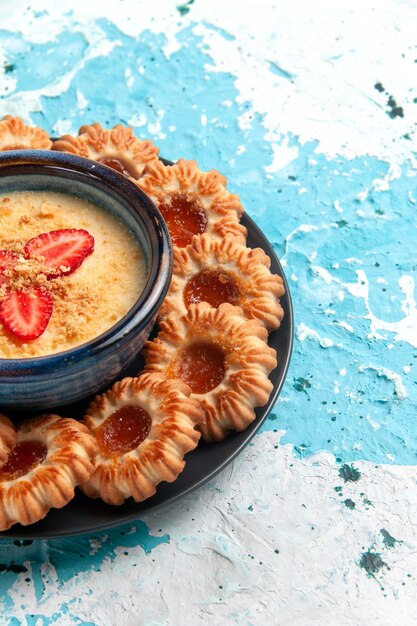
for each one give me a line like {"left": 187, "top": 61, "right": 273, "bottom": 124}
{"left": 0, "top": 440, "right": 47, "bottom": 482}
{"left": 96, "top": 405, "right": 152, "bottom": 455}
{"left": 98, "top": 157, "right": 137, "bottom": 179}
{"left": 172, "top": 341, "right": 226, "bottom": 394}
{"left": 184, "top": 268, "right": 240, "bottom": 309}
{"left": 158, "top": 193, "right": 207, "bottom": 247}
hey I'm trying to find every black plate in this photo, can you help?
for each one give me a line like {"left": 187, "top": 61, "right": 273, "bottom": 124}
{"left": 2, "top": 212, "right": 293, "bottom": 539}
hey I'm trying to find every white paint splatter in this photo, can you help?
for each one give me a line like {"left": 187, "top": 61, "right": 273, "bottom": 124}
{"left": 307, "top": 264, "right": 417, "bottom": 350}
{"left": 311, "top": 265, "right": 334, "bottom": 284}
{"left": 359, "top": 364, "right": 408, "bottom": 400}
{"left": 366, "top": 414, "right": 381, "bottom": 431}
{"left": 334, "top": 320, "right": 354, "bottom": 333}
{"left": 76, "top": 88, "right": 88, "bottom": 110}
{"left": 351, "top": 271, "right": 417, "bottom": 349}
{"left": 265, "top": 134, "right": 299, "bottom": 172}
{"left": 297, "top": 322, "right": 333, "bottom": 348}
{"left": 191, "top": 1, "right": 417, "bottom": 168}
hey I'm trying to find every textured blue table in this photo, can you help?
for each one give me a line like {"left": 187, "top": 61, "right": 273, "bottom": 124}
{"left": 0, "top": 1, "right": 416, "bottom": 624}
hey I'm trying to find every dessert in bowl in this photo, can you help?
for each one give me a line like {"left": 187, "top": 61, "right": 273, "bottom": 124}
{"left": 0, "top": 150, "right": 172, "bottom": 410}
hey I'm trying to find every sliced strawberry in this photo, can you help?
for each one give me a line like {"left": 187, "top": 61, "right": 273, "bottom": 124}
{"left": 0, "top": 287, "right": 53, "bottom": 340}
{"left": 24, "top": 229, "right": 95, "bottom": 278}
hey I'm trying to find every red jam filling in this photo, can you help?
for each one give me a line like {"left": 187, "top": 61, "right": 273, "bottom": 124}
{"left": 96, "top": 406, "right": 152, "bottom": 455}
{"left": 0, "top": 440, "right": 47, "bottom": 482}
{"left": 184, "top": 268, "right": 240, "bottom": 309}
{"left": 158, "top": 193, "right": 208, "bottom": 247}
{"left": 98, "top": 157, "right": 137, "bottom": 179}
{"left": 171, "top": 341, "right": 226, "bottom": 394}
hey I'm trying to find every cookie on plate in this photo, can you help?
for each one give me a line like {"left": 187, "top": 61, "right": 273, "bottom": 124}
{"left": 52, "top": 122, "right": 159, "bottom": 180}
{"left": 137, "top": 158, "right": 247, "bottom": 249}
{"left": 0, "top": 414, "right": 16, "bottom": 466}
{"left": 0, "top": 115, "right": 52, "bottom": 151}
{"left": 144, "top": 302, "right": 277, "bottom": 442}
{"left": 159, "top": 233, "right": 285, "bottom": 331}
{"left": 0, "top": 414, "right": 98, "bottom": 530}
{"left": 81, "top": 372, "right": 203, "bottom": 505}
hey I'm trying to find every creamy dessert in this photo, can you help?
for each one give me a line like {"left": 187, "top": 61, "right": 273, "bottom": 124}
{"left": 0, "top": 190, "right": 146, "bottom": 358}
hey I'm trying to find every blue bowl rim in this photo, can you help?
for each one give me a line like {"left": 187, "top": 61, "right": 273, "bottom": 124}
{"left": 0, "top": 150, "right": 173, "bottom": 373}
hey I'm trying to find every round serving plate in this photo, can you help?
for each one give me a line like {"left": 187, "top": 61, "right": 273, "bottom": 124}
{"left": 1, "top": 161, "right": 293, "bottom": 538}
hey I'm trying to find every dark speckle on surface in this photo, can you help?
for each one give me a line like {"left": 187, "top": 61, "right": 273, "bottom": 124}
{"left": 294, "top": 443, "right": 311, "bottom": 458}
{"left": 381, "top": 528, "right": 402, "bottom": 549}
{"left": 339, "top": 464, "right": 361, "bottom": 482}
{"left": 373, "top": 82, "right": 404, "bottom": 118}
{"left": 359, "top": 551, "right": 387, "bottom": 576}
{"left": 177, "top": 0, "right": 194, "bottom": 15}
{"left": 344, "top": 498, "right": 356, "bottom": 510}
{"left": 387, "top": 95, "right": 404, "bottom": 119}
{"left": 0, "top": 563, "right": 28, "bottom": 574}
{"left": 293, "top": 377, "right": 312, "bottom": 393}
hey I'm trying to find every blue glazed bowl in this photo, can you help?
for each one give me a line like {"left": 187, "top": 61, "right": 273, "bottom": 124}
{"left": 0, "top": 150, "right": 172, "bottom": 410}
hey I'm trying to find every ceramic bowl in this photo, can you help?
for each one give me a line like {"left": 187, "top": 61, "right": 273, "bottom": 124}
{"left": 0, "top": 150, "right": 172, "bottom": 411}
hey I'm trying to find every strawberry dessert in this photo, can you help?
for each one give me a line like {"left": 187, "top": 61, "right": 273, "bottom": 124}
{"left": 0, "top": 190, "right": 146, "bottom": 358}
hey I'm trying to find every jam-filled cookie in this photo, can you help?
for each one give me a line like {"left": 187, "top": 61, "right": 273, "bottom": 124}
{"left": 137, "top": 159, "right": 247, "bottom": 249}
{"left": 0, "top": 115, "right": 52, "bottom": 151}
{"left": 0, "top": 414, "right": 16, "bottom": 466}
{"left": 52, "top": 122, "right": 159, "bottom": 180}
{"left": 159, "top": 233, "right": 285, "bottom": 331}
{"left": 0, "top": 414, "right": 98, "bottom": 530}
{"left": 144, "top": 302, "right": 277, "bottom": 442}
{"left": 81, "top": 372, "right": 203, "bottom": 505}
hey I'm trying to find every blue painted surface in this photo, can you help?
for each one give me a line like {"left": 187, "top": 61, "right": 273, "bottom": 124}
{"left": 258, "top": 141, "right": 417, "bottom": 466}
{"left": 0, "top": 9, "right": 416, "bottom": 623}
{"left": 0, "top": 29, "right": 88, "bottom": 92}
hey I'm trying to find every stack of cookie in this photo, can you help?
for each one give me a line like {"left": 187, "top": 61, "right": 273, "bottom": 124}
{"left": 0, "top": 118, "right": 285, "bottom": 528}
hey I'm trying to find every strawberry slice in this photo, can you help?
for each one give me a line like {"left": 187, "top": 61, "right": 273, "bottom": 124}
{"left": 24, "top": 229, "right": 95, "bottom": 278}
{"left": 0, "top": 287, "right": 53, "bottom": 340}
